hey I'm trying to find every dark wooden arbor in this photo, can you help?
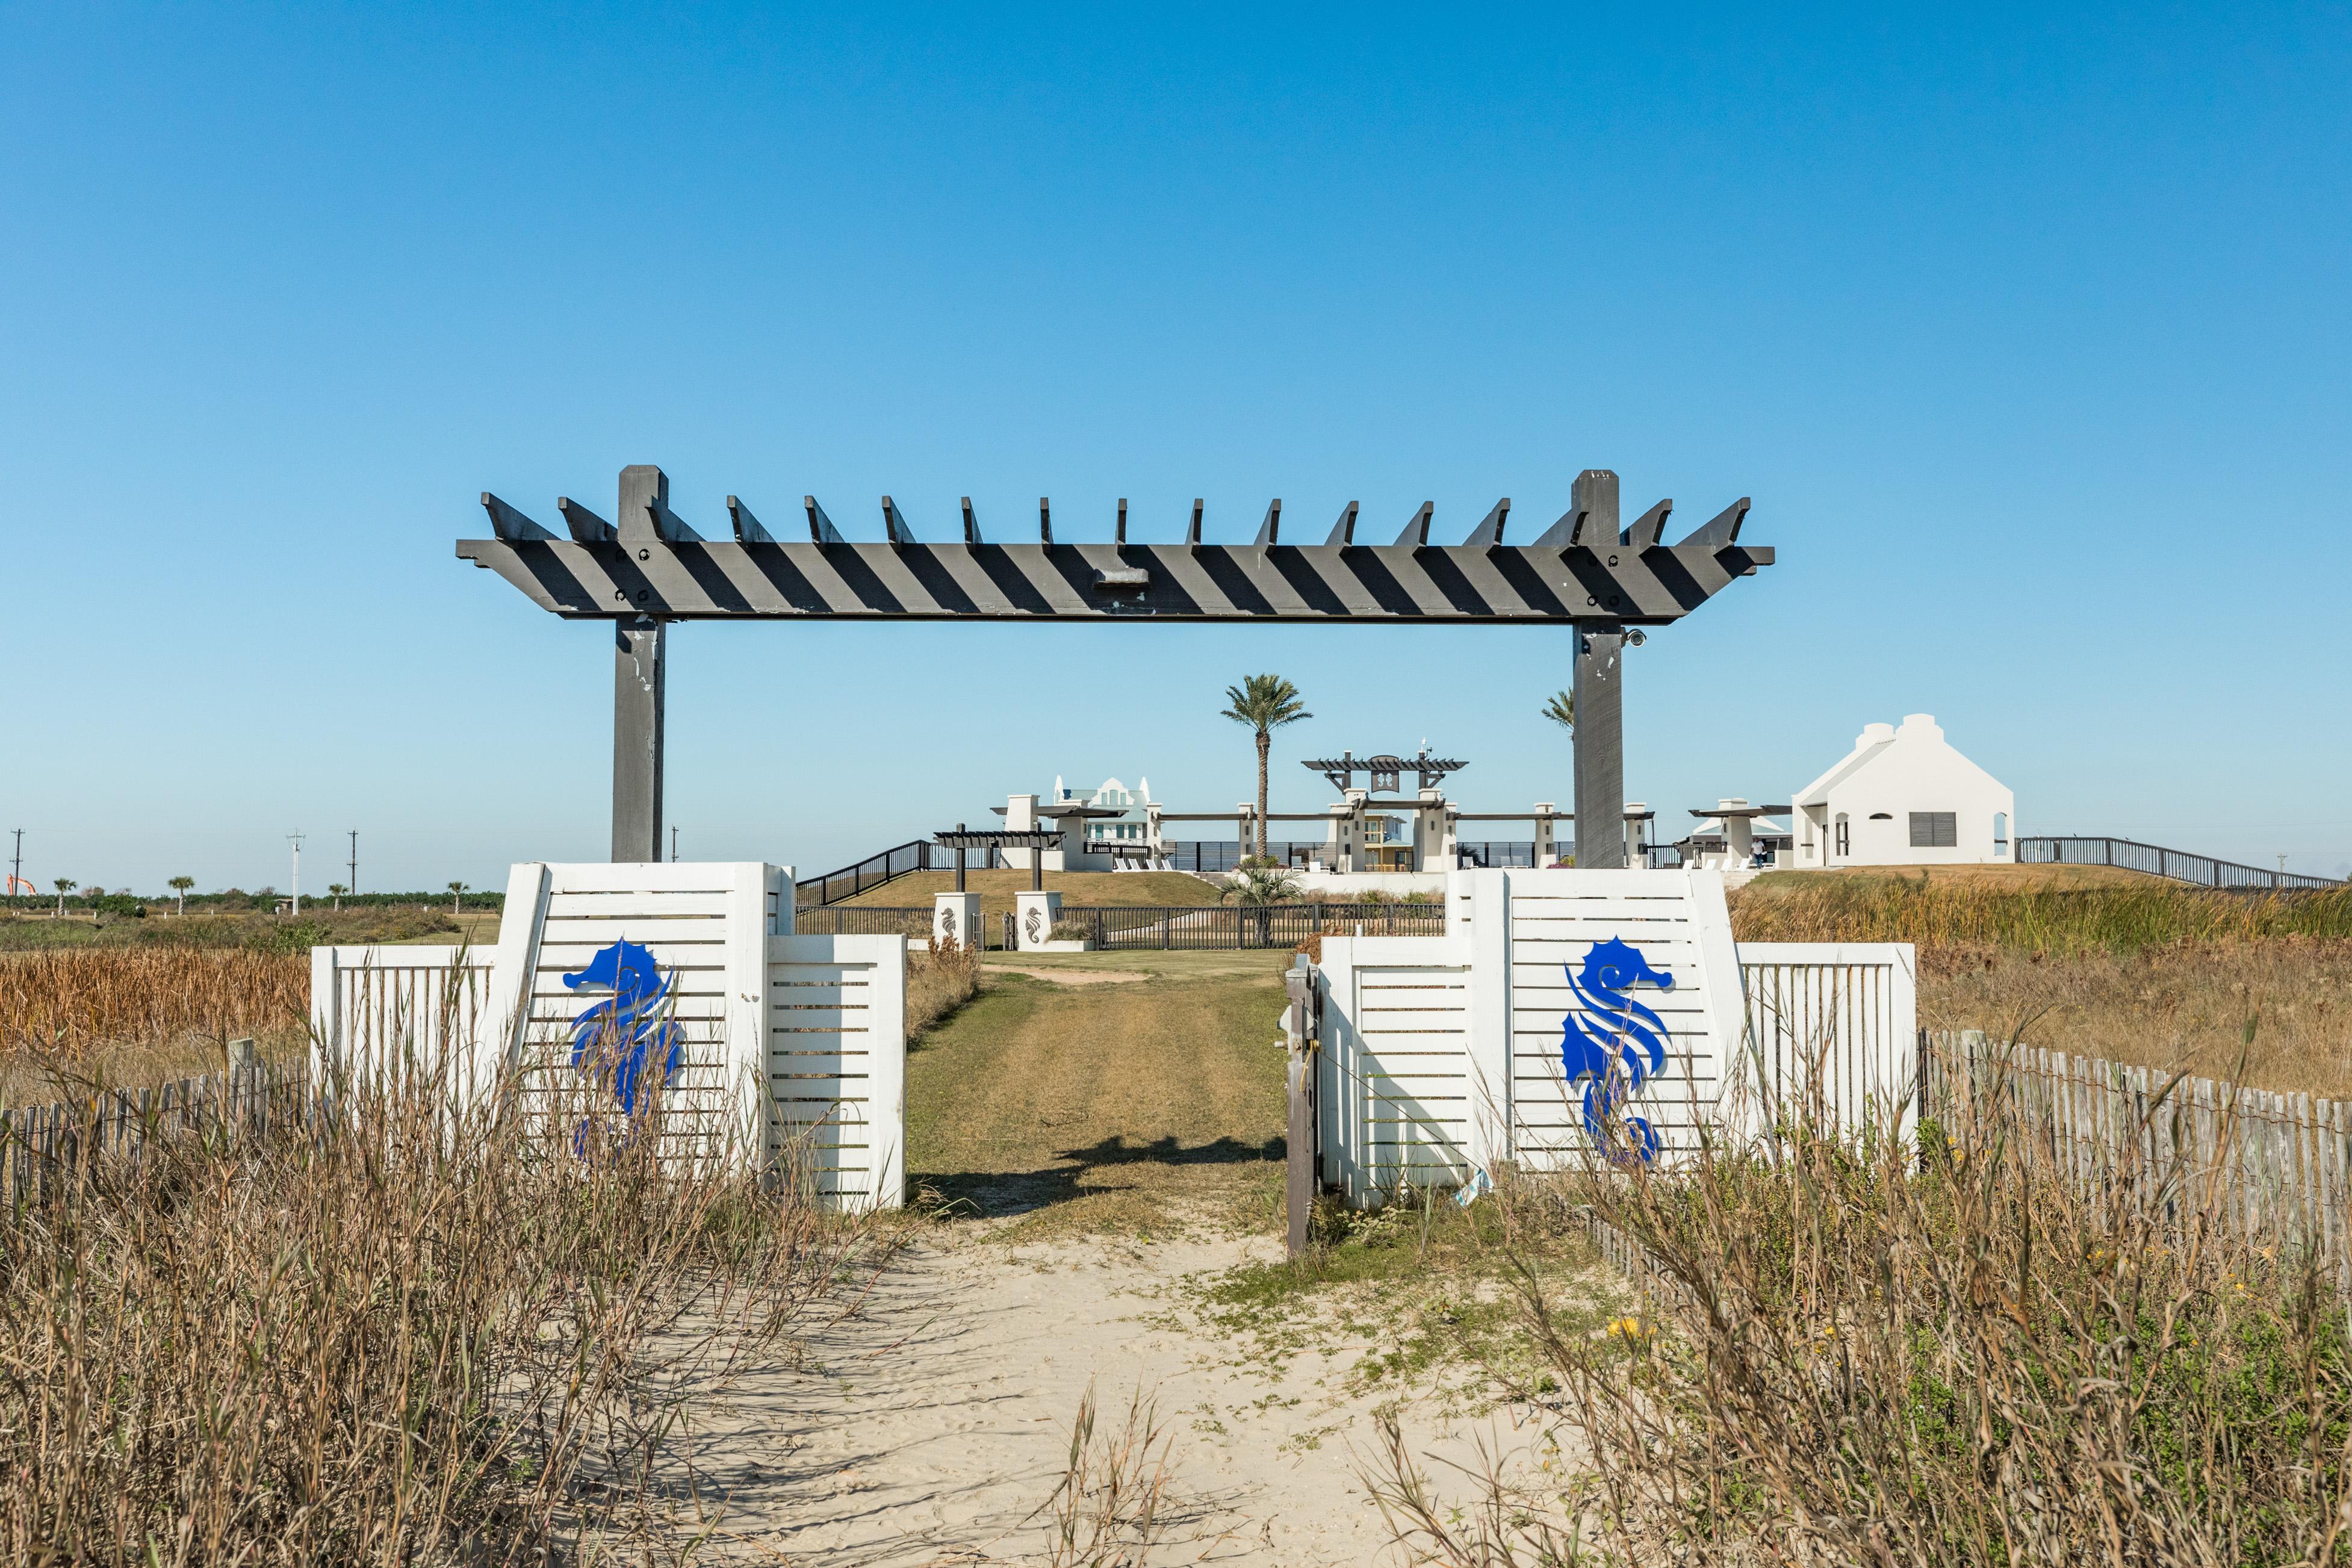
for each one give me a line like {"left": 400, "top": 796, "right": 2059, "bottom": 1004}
{"left": 457, "top": 465, "right": 1775, "bottom": 869}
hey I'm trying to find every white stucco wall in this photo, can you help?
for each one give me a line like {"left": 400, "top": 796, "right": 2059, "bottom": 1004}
{"left": 1793, "top": 714, "right": 2015, "bottom": 868}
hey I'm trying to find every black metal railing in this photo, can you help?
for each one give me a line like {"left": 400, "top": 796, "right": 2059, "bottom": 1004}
{"left": 1165, "top": 840, "right": 1328, "bottom": 873}
{"left": 2018, "top": 836, "right": 2344, "bottom": 892}
{"left": 1455, "top": 841, "right": 1539, "bottom": 868}
{"left": 793, "top": 905, "right": 932, "bottom": 936}
{"left": 797, "top": 841, "right": 940, "bottom": 905}
{"left": 1058, "top": 902, "right": 1446, "bottom": 949}
{"left": 792, "top": 900, "right": 1445, "bottom": 949}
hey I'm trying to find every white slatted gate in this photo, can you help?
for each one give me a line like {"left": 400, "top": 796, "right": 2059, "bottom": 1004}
{"left": 1314, "top": 870, "right": 1914, "bottom": 1203}
{"left": 311, "top": 861, "right": 906, "bottom": 1210}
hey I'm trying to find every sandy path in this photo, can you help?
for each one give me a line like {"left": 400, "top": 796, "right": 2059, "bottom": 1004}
{"left": 678, "top": 1228, "right": 1563, "bottom": 1564}
{"left": 982, "top": 965, "right": 1152, "bottom": 985}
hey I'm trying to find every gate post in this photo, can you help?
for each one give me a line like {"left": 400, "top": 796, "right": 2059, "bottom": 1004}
{"left": 1283, "top": 957, "right": 1320, "bottom": 1259}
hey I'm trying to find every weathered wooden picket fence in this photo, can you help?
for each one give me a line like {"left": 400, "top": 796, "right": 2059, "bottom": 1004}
{"left": 0, "top": 1059, "right": 309, "bottom": 1204}
{"left": 1926, "top": 1030, "right": 2352, "bottom": 1278}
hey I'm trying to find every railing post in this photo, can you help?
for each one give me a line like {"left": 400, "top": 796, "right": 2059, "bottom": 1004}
{"left": 1284, "top": 958, "right": 1319, "bottom": 1260}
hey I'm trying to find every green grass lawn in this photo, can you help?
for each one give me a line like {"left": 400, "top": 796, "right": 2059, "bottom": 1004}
{"left": 905, "top": 948, "right": 1290, "bottom": 1238}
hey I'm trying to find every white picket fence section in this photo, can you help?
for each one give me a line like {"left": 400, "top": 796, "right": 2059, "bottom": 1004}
{"left": 308, "top": 861, "right": 907, "bottom": 1210}
{"left": 1312, "top": 870, "right": 1916, "bottom": 1203}
{"left": 308, "top": 944, "right": 498, "bottom": 1096}
{"left": 1735, "top": 943, "right": 1919, "bottom": 1143}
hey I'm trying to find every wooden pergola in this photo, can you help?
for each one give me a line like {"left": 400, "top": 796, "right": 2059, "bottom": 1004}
{"left": 457, "top": 465, "right": 1775, "bottom": 870}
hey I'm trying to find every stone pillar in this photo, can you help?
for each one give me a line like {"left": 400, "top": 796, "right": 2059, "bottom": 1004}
{"left": 1625, "top": 803, "right": 1650, "bottom": 869}
{"left": 1014, "top": 889, "right": 1064, "bottom": 951}
{"left": 933, "top": 892, "right": 983, "bottom": 951}
{"left": 1341, "top": 789, "right": 1368, "bottom": 873}
{"left": 1533, "top": 804, "right": 1557, "bottom": 866}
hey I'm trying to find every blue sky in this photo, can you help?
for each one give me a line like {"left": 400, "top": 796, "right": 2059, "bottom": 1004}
{"left": 7, "top": 4, "right": 2350, "bottom": 893}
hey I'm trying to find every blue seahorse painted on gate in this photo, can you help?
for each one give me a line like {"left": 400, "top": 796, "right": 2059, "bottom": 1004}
{"left": 1560, "top": 938, "right": 1677, "bottom": 1165}
{"left": 563, "top": 940, "right": 683, "bottom": 1138}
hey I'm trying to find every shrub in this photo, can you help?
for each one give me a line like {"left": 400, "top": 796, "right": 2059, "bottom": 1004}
{"left": 1047, "top": 919, "right": 1093, "bottom": 942}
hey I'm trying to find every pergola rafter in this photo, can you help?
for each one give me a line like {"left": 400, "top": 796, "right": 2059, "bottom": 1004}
{"left": 456, "top": 465, "right": 1777, "bottom": 870}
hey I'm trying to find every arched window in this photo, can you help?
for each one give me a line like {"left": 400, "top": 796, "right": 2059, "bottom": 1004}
{"left": 1994, "top": 812, "right": 2009, "bottom": 855}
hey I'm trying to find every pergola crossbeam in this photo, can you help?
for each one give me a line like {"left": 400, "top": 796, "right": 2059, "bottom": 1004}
{"left": 455, "top": 464, "right": 1778, "bottom": 868}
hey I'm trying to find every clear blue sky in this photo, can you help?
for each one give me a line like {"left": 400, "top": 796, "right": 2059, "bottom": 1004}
{"left": 8, "top": 5, "right": 2350, "bottom": 894}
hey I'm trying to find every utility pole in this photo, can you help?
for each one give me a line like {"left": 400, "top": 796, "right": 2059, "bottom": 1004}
{"left": 288, "top": 832, "right": 305, "bottom": 916}
{"left": 670, "top": 825, "right": 678, "bottom": 863}
{"left": 348, "top": 829, "right": 359, "bottom": 899}
{"left": 8, "top": 829, "right": 20, "bottom": 911}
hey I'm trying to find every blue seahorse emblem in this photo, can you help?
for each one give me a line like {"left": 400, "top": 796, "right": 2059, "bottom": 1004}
{"left": 563, "top": 939, "right": 683, "bottom": 1124}
{"left": 1560, "top": 938, "right": 1676, "bottom": 1164}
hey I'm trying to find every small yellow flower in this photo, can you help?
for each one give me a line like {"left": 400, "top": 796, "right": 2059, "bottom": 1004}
{"left": 1606, "top": 1316, "right": 1654, "bottom": 1342}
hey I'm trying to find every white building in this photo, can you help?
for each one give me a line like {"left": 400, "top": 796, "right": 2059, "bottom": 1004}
{"left": 1792, "top": 714, "right": 2014, "bottom": 869}
{"left": 1053, "top": 775, "right": 1150, "bottom": 844}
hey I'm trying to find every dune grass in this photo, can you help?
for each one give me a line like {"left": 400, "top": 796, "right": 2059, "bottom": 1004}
{"left": 0, "top": 1061, "right": 890, "bottom": 1564}
{"left": 1373, "top": 1077, "right": 2352, "bottom": 1567}
{"left": 1731, "top": 870, "right": 2352, "bottom": 952}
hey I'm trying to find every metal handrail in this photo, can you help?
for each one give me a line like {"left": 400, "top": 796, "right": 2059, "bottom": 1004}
{"left": 2018, "top": 835, "right": 2344, "bottom": 892}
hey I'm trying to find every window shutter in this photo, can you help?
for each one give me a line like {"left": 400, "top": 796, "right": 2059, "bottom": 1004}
{"left": 1909, "top": 811, "right": 1957, "bottom": 848}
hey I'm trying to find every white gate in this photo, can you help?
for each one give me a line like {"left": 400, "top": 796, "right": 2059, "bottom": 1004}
{"left": 309, "top": 860, "right": 907, "bottom": 1210}
{"left": 1314, "top": 870, "right": 1913, "bottom": 1203}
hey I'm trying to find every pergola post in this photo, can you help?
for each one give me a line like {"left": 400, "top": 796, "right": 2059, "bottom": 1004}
{"left": 1569, "top": 470, "right": 1626, "bottom": 869}
{"left": 610, "top": 464, "right": 674, "bottom": 864}
{"left": 612, "top": 619, "right": 665, "bottom": 863}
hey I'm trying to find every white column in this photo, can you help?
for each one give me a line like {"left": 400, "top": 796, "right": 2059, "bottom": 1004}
{"left": 1532, "top": 804, "right": 1556, "bottom": 866}
{"left": 1007, "top": 793, "right": 1040, "bottom": 872}
{"left": 933, "top": 892, "right": 983, "bottom": 950}
{"left": 1014, "top": 889, "right": 1064, "bottom": 950}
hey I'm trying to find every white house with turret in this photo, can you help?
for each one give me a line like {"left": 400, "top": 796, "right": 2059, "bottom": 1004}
{"left": 1792, "top": 714, "right": 2015, "bottom": 868}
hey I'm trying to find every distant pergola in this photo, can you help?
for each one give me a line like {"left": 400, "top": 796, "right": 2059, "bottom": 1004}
{"left": 457, "top": 465, "right": 1775, "bottom": 869}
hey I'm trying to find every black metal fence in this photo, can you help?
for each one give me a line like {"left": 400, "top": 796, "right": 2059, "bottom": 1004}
{"left": 1038, "top": 902, "right": 1445, "bottom": 950}
{"left": 1165, "top": 840, "right": 1326, "bottom": 873}
{"left": 792, "top": 901, "right": 1446, "bottom": 949}
{"left": 1456, "top": 840, "right": 1541, "bottom": 868}
{"left": 2018, "top": 835, "right": 2344, "bottom": 892}
{"left": 793, "top": 905, "right": 932, "bottom": 936}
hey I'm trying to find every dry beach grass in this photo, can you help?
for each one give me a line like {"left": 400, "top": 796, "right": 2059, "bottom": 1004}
{"left": 0, "top": 1057, "right": 893, "bottom": 1564}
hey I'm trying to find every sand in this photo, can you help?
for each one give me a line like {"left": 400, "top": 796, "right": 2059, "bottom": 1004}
{"left": 673, "top": 1227, "right": 1571, "bottom": 1564}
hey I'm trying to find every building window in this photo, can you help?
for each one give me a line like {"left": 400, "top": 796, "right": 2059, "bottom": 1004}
{"left": 1993, "top": 813, "right": 2008, "bottom": 854}
{"left": 1834, "top": 814, "right": 1849, "bottom": 858}
{"left": 1910, "top": 811, "right": 1957, "bottom": 848}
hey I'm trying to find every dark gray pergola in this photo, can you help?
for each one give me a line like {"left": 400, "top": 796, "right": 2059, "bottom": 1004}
{"left": 457, "top": 465, "right": 1775, "bottom": 869}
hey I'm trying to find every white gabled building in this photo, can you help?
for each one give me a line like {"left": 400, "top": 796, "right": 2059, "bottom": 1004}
{"left": 1792, "top": 714, "right": 2015, "bottom": 868}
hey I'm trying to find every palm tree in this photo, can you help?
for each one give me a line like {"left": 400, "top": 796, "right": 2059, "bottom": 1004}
{"left": 327, "top": 882, "right": 347, "bottom": 912}
{"left": 52, "top": 878, "right": 75, "bottom": 918}
{"left": 447, "top": 880, "right": 467, "bottom": 916}
{"left": 1220, "top": 675, "right": 1311, "bottom": 860}
{"left": 169, "top": 875, "right": 194, "bottom": 915}
{"left": 1542, "top": 690, "right": 1574, "bottom": 734}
